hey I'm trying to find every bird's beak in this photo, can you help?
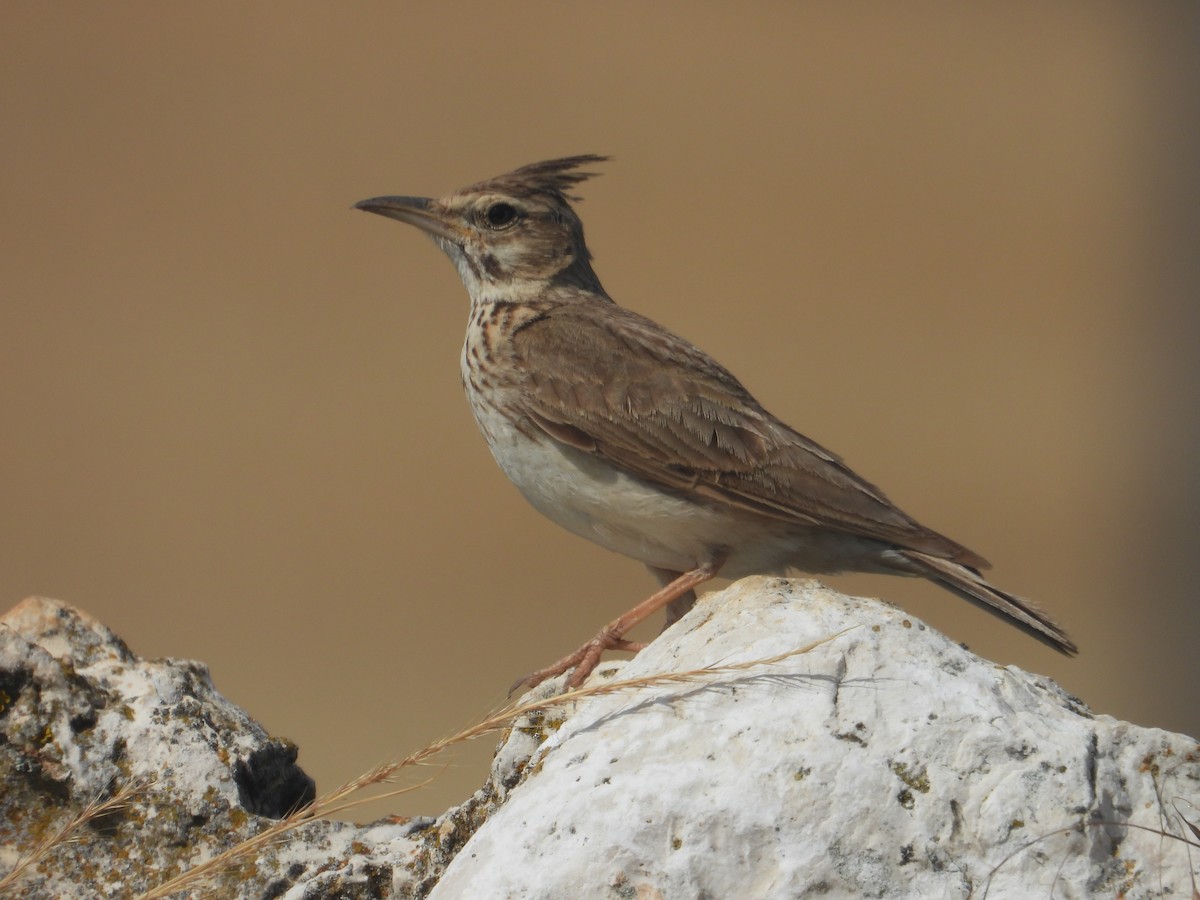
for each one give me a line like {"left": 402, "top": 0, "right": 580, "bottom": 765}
{"left": 354, "top": 195, "right": 466, "bottom": 244}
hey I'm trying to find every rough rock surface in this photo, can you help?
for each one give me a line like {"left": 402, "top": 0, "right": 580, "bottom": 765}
{"left": 432, "top": 578, "right": 1200, "bottom": 899}
{"left": 0, "top": 597, "right": 434, "bottom": 898}
{"left": 2, "top": 581, "right": 1197, "bottom": 899}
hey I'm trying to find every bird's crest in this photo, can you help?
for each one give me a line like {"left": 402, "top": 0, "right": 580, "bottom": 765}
{"left": 471, "top": 155, "right": 609, "bottom": 203}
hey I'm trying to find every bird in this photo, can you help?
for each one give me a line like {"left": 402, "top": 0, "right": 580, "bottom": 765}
{"left": 355, "top": 155, "right": 1076, "bottom": 689}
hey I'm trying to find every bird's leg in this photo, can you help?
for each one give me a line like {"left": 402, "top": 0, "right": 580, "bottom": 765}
{"left": 514, "top": 561, "right": 722, "bottom": 693}
{"left": 649, "top": 566, "right": 697, "bottom": 631}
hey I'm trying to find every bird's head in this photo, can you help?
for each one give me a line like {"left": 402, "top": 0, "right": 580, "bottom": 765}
{"left": 356, "top": 155, "right": 609, "bottom": 301}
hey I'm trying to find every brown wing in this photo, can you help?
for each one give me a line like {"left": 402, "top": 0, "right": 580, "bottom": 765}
{"left": 509, "top": 299, "right": 987, "bottom": 568}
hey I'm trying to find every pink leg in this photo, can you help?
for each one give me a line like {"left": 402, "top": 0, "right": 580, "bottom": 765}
{"left": 649, "top": 566, "right": 697, "bottom": 630}
{"left": 515, "top": 561, "right": 721, "bottom": 692}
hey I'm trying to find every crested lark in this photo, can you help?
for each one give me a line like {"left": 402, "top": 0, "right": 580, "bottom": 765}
{"left": 356, "top": 156, "right": 1075, "bottom": 688}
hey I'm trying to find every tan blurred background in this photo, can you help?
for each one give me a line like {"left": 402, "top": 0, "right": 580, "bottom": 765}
{"left": 2, "top": 4, "right": 1197, "bottom": 821}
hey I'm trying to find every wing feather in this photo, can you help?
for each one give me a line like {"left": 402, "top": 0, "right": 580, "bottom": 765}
{"left": 510, "top": 301, "right": 986, "bottom": 568}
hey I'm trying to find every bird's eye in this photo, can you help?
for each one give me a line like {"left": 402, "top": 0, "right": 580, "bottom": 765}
{"left": 483, "top": 202, "right": 519, "bottom": 230}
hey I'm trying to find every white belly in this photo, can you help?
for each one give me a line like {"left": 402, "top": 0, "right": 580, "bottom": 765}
{"left": 464, "top": 391, "right": 814, "bottom": 576}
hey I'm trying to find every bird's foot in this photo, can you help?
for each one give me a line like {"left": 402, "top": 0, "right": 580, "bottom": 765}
{"left": 509, "top": 562, "right": 722, "bottom": 696}
{"left": 510, "top": 631, "right": 645, "bottom": 695}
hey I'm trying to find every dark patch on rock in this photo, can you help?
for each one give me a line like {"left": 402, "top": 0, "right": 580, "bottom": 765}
{"left": 234, "top": 739, "right": 316, "bottom": 819}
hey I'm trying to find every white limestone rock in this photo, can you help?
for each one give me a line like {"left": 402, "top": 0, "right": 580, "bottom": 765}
{"left": 3, "top": 580, "right": 1196, "bottom": 899}
{"left": 433, "top": 577, "right": 1200, "bottom": 899}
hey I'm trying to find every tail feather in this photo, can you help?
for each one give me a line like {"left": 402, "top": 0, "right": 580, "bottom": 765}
{"left": 892, "top": 549, "right": 1077, "bottom": 656}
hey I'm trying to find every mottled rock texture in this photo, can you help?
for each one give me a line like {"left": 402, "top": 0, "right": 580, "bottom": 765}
{"left": 2, "top": 581, "right": 1197, "bottom": 899}
{"left": 0, "top": 598, "right": 425, "bottom": 898}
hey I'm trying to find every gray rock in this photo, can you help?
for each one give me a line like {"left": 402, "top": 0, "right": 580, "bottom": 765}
{"left": 2, "top": 581, "right": 1197, "bottom": 899}
{"left": 0, "top": 597, "right": 424, "bottom": 898}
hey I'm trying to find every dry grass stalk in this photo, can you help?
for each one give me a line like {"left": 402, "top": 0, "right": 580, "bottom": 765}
{"left": 980, "top": 819, "right": 1200, "bottom": 898}
{"left": 0, "top": 776, "right": 152, "bottom": 895}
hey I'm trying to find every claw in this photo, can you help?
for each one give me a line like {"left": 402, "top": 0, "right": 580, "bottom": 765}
{"left": 509, "top": 562, "right": 721, "bottom": 695}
